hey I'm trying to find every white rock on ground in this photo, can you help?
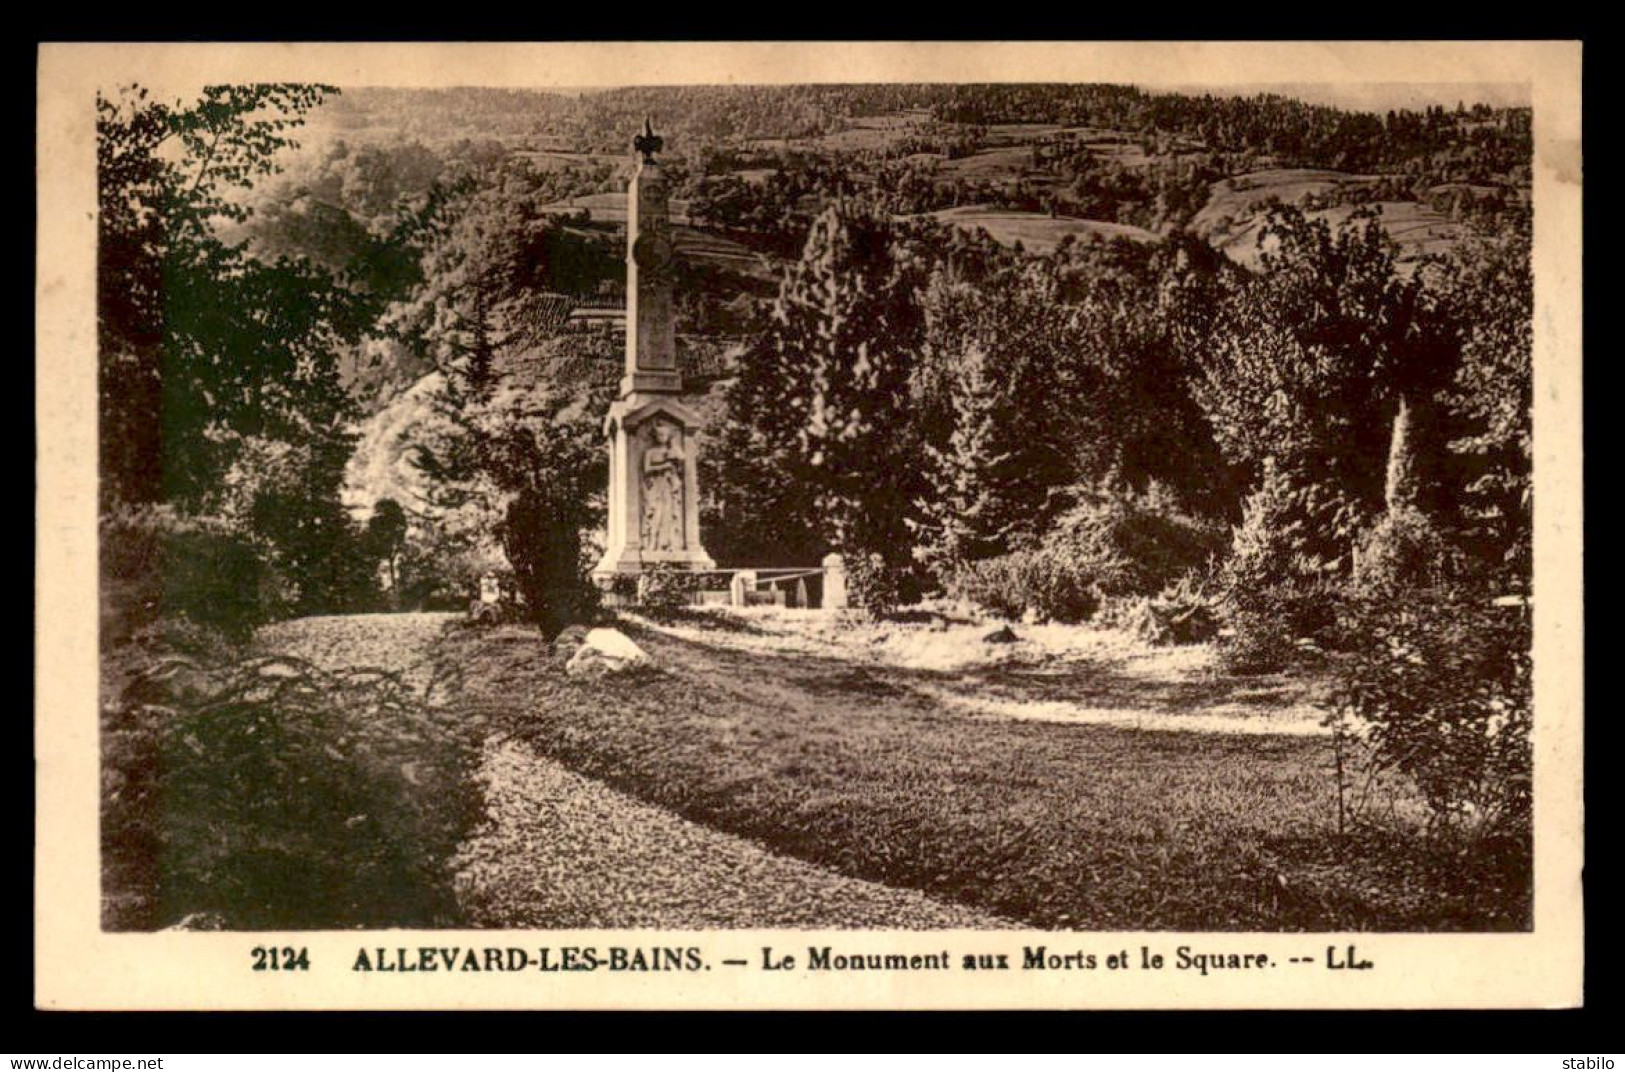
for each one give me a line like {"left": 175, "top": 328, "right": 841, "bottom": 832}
{"left": 565, "top": 627, "right": 650, "bottom": 677}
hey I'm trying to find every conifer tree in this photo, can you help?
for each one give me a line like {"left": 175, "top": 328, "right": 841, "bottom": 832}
{"left": 716, "top": 201, "right": 927, "bottom": 597}
{"left": 792, "top": 204, "right": 925, "bottom": 585}
{"left": 914, "top": 339, "right": 1018, "bottom": 579}
{"left": 911, "top": 267, "right": 1069, "bottom": 577}
{"left": 1192, "top": 208, "right": 1450, "bottom": 506}
{"left": 710, "top": 292, "right": 825, "bottom": 564}
{"left": 395, "top": 175, "right": 615, "bottom": 636}
{"left": 1434, "top": 222, "right": 1534, "bottom": 582}
{"left": 1191, "top": 207, "right": 1455, "bottom": 575}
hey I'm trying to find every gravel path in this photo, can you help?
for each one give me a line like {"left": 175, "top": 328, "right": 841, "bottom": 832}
{"left": 453, "top": 735, "right": 1008, "bottom": 929}
{"left": 255, "top": 613, "right": 1009, "bottom": 929}
{"left": 254, "top": 612, "right": 458, "bottom": 695}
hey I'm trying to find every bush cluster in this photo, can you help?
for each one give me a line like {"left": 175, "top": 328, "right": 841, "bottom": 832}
{"left": 101, "top": 506, "right": 274, "bottom": 644}
{"left": 1217, "top": 467, "right": 1358, "bottom": 672}
{"left": 1106, "top": 573, "right": 1223, "bottom": 647}
{"left": 1329, "top": 585, "right": 1532, "bottom": 844}
{"left": 1045, "top": 483, "right": 1228, "bottom": 599}
{"left": 101, "top": 645, "right": 480, "bottom": 930}
{"left": 947, "top": 483, "right": 1224, "bottom": 625}
{"left": 1218, "top": 577, "right": 1345, "bottom": 672}
{"left": 1350, "top": 505, "right": 1460, "bottom": 598}
{"left": 844, "top": 551, "right": 924, "bottom": 620}
{"left": 635, "top": 564, "right": 703, "bottom": 612}
{"left": 948, "top": 547, "right": 1101, "bottom": 624}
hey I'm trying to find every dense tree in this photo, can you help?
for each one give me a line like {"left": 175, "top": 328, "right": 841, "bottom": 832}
{"left": 237, "top": 432, "right": 378, "bottom": 615}
{"left": 707, "top": 334, "right": 827, "bottom": 567}
{"left": 713, "top": 202, "right": 927, "bottom": 607}
{"left": 97, "top": 83, "right": 370, "bottom": 510}
{"left": 911, "top": 232, "right": 1241, "bottom": 582}
{"left": 396, "top": 174, "right": 616, "bottom": 636}
{"left": 792, "top": 205, "right": 931, "bottom": 611}
{"left": 1057, "top": 237, "right": 1242, "bottom": 517}
{"left": 410, "top": 362, "right": 607, "bottom": 637}
{"left": 128, "top": 82, "right": 1532, "bottom": 627}
{"left": 363, "top": 498, "right": 410, "bottom": 606}
{"left": 911, "top": 265, "right": 1075, "bottom": 575}
{"left": 912, "top": 333, "right": 1021, "bottom": 577}
{"left": 1432, "top": 221, "right": 1534, "bottom": 583}
{"left": 95, "top": 83, "right": 424, "bottom": 626}
{"left": 1190, "top": 207, "right": 1458, "bottom": 569}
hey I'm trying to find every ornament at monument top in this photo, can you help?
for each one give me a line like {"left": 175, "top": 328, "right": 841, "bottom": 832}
{"left": 633, "top": 117, "right": 664, "bottom": 163}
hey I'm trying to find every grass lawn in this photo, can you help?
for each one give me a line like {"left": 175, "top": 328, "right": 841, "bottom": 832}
{"left": 436, "top": 612, "right": 1530, "bottom": 931}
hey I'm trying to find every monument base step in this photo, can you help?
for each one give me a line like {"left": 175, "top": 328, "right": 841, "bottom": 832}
{"left": 592, "top": 549, "right": 718, "bottom": 578}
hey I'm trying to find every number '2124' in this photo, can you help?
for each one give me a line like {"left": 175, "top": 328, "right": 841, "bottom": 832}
{"left": 251, "top": 946, "right": 311, "bottom": 971}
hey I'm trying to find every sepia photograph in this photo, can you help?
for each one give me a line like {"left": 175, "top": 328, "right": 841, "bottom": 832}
{"left": 36, "top": 41, "right": 1583, "bottom": 1010}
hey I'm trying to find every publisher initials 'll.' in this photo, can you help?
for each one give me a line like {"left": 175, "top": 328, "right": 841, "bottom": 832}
{"left": 1326, "top": 945, "right": 1373, "bottom": 970}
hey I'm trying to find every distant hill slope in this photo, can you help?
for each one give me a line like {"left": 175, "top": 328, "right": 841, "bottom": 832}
{"left": 541, "top": 191, "right": 692, "bottom": 224}
{"left": 918, "top": 205, "right": 1157, "bottom": 253}
{"left": 1190, "top": 168, "right": 1471, "bottom": 268}
{"left": 287, "top": 87, "right": 1527, "bottom": 446}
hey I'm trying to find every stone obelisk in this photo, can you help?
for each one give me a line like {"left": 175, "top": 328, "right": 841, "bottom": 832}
{"left": 593, "top": 120, "right": 715, "bottom": 578}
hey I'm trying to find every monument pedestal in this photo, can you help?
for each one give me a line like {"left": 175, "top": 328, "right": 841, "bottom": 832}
{"left": 592, "top": 121, "right": 715, "bottom": 580}
{"left": 593, "top": 394, "right": 715, "bottom": 576}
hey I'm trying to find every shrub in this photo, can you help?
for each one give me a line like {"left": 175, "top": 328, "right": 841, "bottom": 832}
{"left": 948, "top": 546, "right": 1101, "bottom": 624}
{"left": 844, "top": 551, "right": 923, "bottom": 620}
{"left": 1045, "top": 480, "right": 1229, "bottom": 599}
{"left": 1112, "top": 573, "right": 1223, "bottom": 647}
{"left": 1218, "top": 464, "right": 1358, "bottom": 671}
{"left": 1350, "top": 506, "right": 1460, "bottom": 598}
{"left": 1219, "top": 577, "right": 1343, "bottom": 672}
{"left": 500, "top": 486, "right": 599, "bottom": 641}
{"left": 101, "top": 647, "right": 481, "bottom": 930}
{"left": 1224, "top": 462, "right": 1369, "bottom": 589}
{"left": 607, "top": 572, "right": 640, "bottom": 601}
{"left": 398, "top": 535, "right": 493, "bottom": 612}
{"left": 101, "top": 506, "right": 274, "bottom": 644}
{"left": 1329, "top": 585, "right": 1532, "bottom": 844}
{"left": 636, "top": 564, "right": 703, "bottom": 613}
{"left": 947, "top": 553, "right": 1029, "bottom": 621}
{"left": 944, "top": 483, "right": 1223, "bottom": 625}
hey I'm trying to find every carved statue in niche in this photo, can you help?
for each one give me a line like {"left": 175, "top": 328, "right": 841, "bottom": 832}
{"left": 641, "top": 422, "right": 686, "bottom": 551}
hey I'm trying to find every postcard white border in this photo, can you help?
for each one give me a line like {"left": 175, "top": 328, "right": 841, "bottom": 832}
{"left": 36, "top": 40, "right": 1584, "bottom": 1011}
